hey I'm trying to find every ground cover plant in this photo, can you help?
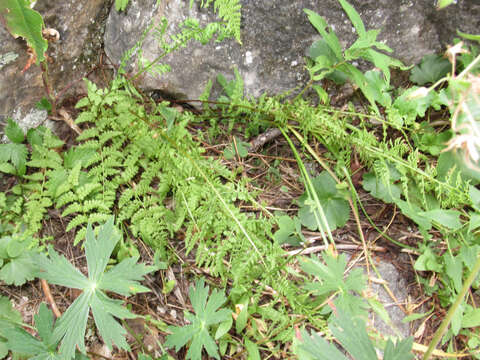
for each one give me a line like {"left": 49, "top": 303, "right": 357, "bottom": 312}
{"left": 1, "top": 0, "right": 480, "bottom": 359}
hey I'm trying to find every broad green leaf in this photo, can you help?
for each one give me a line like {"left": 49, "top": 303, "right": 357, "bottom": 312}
{"left": 363, "top": 70, "right": 391, "bottom": 107}
{"left": 36, "top": 218, "right": 155, "bottom": 358}
{"left": 0, "top": 252, "right": 37, "bottom": 286}
{"left": 394, "top": 199, "right": 432, "bottom": 231}
{"left": 419, "top": 209, "right": 462, "bottom": 230}
{"left": 0, "top": 143, "right": 28, "bottom": 176}
{"left": 462, "top": 307, "right": 480, "bottom": 328}
{"left": 451, "top": 302, "right": 464, "bottom": 335}
{"left": 345, "top": 30, "right": 381, "bottom": 59}
{"left": 35, "top": 97, "right": 52, "bottom": 113}
{"left": 329, "top": 310, "right": 377, "bottom": 360}
{"left": 304, "top": 9, "right": 343, "bottom": 60}
{"left": 298, "top": 172, "right": 350, "bottom": 231}
{"left": 410, "top": 54, "right": 450, "bottom": 85}
{"left": 165, "top": 279, "right": 231, "bottom": 360}
{"left": 27, "top": 126, "right": 47, "bottom": 147}
{"left": 5, "top": 303, "right": 62, "bottom": 359}
{"left": 244, "top": 338, "right": 260, "bottom": 360}
{"left": 416, "top": 129, "right": 451, "bottom": 156}
{"left": 5, "top": 118, "right": 24, "bottom": 144}
{"left": 469, "top": 185, "right": 480, "bottom": 210}
{"left": 301, "top": 252, "right": 367, "bottom": 316}
{"left": 383, "top": 337, "right": 414, "bottom": 360}
{"left": 414, "top": 247, "right": 442, "bottom": 272}
{"left": 364, "top": 49, "right": 407, "bottom": 85}
{"left": 362, "top": 171, "right": 401, "bottom": 203}
{"left": 296, "top": 328, "right": 347, "bottom": 360}
{"left": 0, "top": 295, "right": 22, "bottom": 326}
{"left": 100, "top": 256, "right": 153, "bottom": 295}
{"left": 338, "top": 0, "right": 365, "bottom": 35}
{"left": 214, "top": 317, "right": 232, "bottom": 340}
{"left": 443, "top": 253, "right": 463, "bottom": 293}
{"left": 273, "top": 215, "right": 304, "bottom": 246}
{"left": 0, "top": 0, "right": 48, "bottom": 63}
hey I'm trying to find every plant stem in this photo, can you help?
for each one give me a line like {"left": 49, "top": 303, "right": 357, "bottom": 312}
{"left": 423, "top": 253, "right": 480, "bottom": 360}
{"left": 40, "top": 61, "right": 56, "bottom": 115}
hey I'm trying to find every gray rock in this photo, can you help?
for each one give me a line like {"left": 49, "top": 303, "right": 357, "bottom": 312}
{"left": 104, "top": 0, "right": 480, "bottom": 101}
{"left": 369, "top": 260, "right": 411, "bottom": 339}
{"left": 0, "top": 0, "right": 109, "bottom": 134}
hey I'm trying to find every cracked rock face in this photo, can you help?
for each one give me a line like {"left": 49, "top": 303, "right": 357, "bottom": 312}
{"left": 104, "top": 0, "right": 479, "bottom": 101}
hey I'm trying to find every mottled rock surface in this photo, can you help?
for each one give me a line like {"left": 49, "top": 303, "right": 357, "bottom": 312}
{"left": 0, "top": 0, "right": 111, "bottom": 133}
{"left": 104, "top": 0, "right": 480, "bottom": 101}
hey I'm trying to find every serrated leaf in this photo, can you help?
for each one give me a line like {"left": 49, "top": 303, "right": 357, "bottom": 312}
{"left": 383, "top": 337, "right": 414, "bottom": 360}
{"left": 165, "top": 279, "right": 231, "bottom": 360}
{"left": 296, "top": 328, "right": 348, "bottom": 360}
{"left": 36, "top": 218, "right": 154, "bottom": 358}
{"left": 273, "top": 215, "right": 304, "bottom": 246}
{"left": 410, "top": 54, "right": 450, "bottom": 85}
{"left": 0, "top": 0, "right": 48, "bottom": 63}
{"left": 329, "top": 310, "right": 376, "bottom": 360}
{"left": 27, "top": 126, "right": 47, "bottom": 147}
{"left": 0, "top": 143, "right": 28, "bottom": 176}
{"left": 5, "top": 118, "right": 24, "bottom": 143}
{"left": 5, "top": 303, "right": 62, "bottom": 359}
{"left": 462, "top": 308, "right": 480, "bottom": 328}
{"left": 0, "top": 295, "right": 22, "bottom": 325}
{"left": 301, "top": 252, "right": 367, "bottom": 316}
{"left": 0, "top": 252, "right": 37, "bottom": 286}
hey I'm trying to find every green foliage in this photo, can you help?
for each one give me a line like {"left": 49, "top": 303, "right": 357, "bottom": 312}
{"left": 410, "top": 54, "right": 451, "bottom": 85}
{"left": 298, "top": 172, "right": 350, "bottom": 231}
{"left": 3, "top": 303, "right": 63, "bottom": 360}
{"left": 0, "top": 0, "right": 48, "bottom": 63}
{"left": 223, "top": 137, "right": 251, "bottom": 159}
{"left": 301, "top": 252, "right": 367, "bottom": 316}
{"left": 0, "top": 295, "right": 22, "bottom": 358}
{"left": 436, "top": 0, "right": 457, "bottom": 9}
{"left": 165, "top": 279, "right": 232, "bottom": 360}
{"left": 273, "top": 215, "right": 305, "bottom": 246}
{"left": 115, "top": 0, "right": 129, "bottom": 11}
{"left": 296, "top": 307, "right": 414, "bottom": 360}
{"left": 35, "top": 218, "right": 155, "bottom": 359}
{"left": 0, "top": 119, "right": 28, "bottom": 176}
{"left": 0, "top": 235, "right": 37, "bottom": 285}
{"left": 304, "top": 0, "right": 407, "bottom": 112}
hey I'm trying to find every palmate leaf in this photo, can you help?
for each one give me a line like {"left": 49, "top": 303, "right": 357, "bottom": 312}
{"left": 410, "top": 54, "right": 450, "bottom": 85}
{"left": 296, "top": 307, "right": 414, "bottom": 360}
{"left": 165, "top": 279, "right": 232, "bottom": 360}
{"left": 5, "top": 303, "right": 63, "bottom": 360}
{"left": 35, "top": 217, "right": 155, "bottom": 359}
{"left": 0, "top": 236, "right": 37, "bottom": 286}
{"left": 300, "top": 252, "right": 367, "bottom": 316}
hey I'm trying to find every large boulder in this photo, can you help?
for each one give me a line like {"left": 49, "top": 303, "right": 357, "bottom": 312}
{"left": 104, "top": 0, "right": 480, "bottom": 101}
{"left": 0, "top": 0, "right": 109, "bottom": 134}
